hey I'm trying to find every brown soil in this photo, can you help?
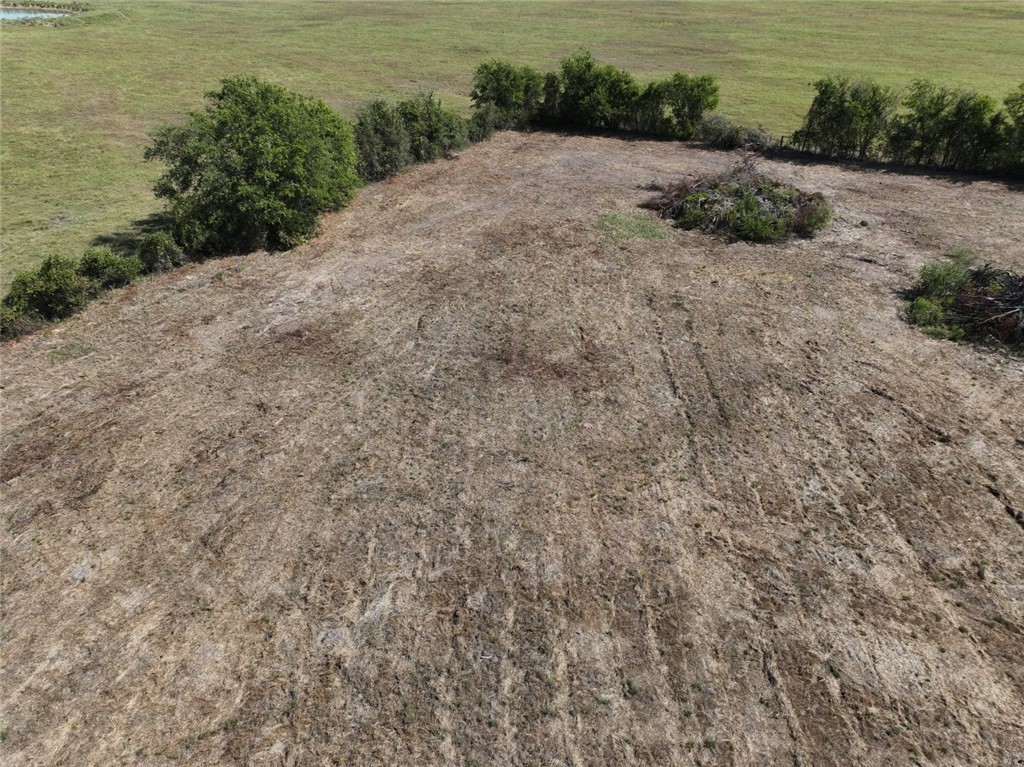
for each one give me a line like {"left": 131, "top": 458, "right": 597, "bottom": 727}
{"left": 2, "top": 133, "right": 1023, "bottom": 766}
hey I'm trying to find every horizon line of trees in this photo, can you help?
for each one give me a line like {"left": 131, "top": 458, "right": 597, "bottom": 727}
{"left": 3, "top": 53, "right": 1022, "bottom": 341}
{"left": 792, "top": 75, "right": 1024, "bottom": 176}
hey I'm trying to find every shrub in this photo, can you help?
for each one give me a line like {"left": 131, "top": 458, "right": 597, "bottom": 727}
{"left": 742, "top": 125, "right": 775, "bottom": 152}
{"left": 661, "top": 73, "right": 720, "bottom": 139}
{"left": 1000, "top": 83, "right": 1024, "bottom": 176}
{"left": 538, "top": 71, "right": 564, "bottom": 126}
{"left": 698, "top": 115, "right": 774, "bottom": 151}
{"left": 0, "top": 305, "right": 47, "bottom": 340}
{"left": 905, "top": 257, "right": 1023, "bottom": 349}
{"left": 629, "top": 81, "right": 675, "bottom": 137}
{"left": 913, "top": 261, "right": 971, "bottom": 300}
{"left": 791, "top": 192, "right": 832, "bottom": 237}
{"left": 940, "top": 90, "right": 1005, "bottom": 171}
{"left": 146, "top": 76, "right": 359, "bottom": 256}
{"left": 555, "top": 49, "right": 639, "bottom": 131}
{"left": 470, "top": 59, "right": 544, "bottom": 129}
{"left": 946, "top": 245, "right": 978, "bottom": 268}
{"left": 794, "top": 76, "right": 896, "bottom": 160}
{"left": 78, "top": 247, "right": 142, "bottom": 288}
{"left": 644, "top": 160, "right": 831, "bottom": 243}
{"left": 355, "top": 99, "right": 413, "bottom": 182}
{"left": 137, "top": 231, "right": 187, "bottom": 273}
{"left": 725, "top": 191, "right": 789, "bottom": 242}
{"left": 2, "top": 255, "right": 97, "bottom": 324}
{"left": 698, "top": 115, "right": 743, "bottom": 149}
{"left": 396, "top": 92, "right": 469, "bottom": 163}
{"left": 907, "top": 296, "right": 946, "bottom": 327}
{"left": 886, "top": 80, "right": 1005, "bottom": 171}
{"left": 468, "top": 102, "right": 501, "bottom": 142}
{"left": 468, "top": 51, "right": 721, "bottom": 140}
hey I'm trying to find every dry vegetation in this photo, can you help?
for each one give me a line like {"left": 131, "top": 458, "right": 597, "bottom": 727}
{"left": 2, "top": 133, "right": 1023, "bottom": 766}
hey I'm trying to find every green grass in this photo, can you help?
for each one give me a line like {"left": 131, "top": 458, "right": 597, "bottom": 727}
{"left": 2, "top": 1, "right": 1022, "bottom": 287}
{"left": 595, "top": 213, "right": 668, "bottom": 242}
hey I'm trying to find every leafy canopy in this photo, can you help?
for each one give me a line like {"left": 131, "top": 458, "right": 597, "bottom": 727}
{"left": 146, "top": 77, "right": 359, "bottom": 255}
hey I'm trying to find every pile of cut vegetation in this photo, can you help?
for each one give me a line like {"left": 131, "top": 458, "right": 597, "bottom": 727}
{"left": 906, "top": 248, "right": 1024, "bottom": 351}
{"left": 644, "top": 158, "right": 830, "bottom": 242}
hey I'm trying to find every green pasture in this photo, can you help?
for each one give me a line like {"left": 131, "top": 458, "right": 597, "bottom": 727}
{"left": 2, "top": 0, "right": 1022, "bottom": 286}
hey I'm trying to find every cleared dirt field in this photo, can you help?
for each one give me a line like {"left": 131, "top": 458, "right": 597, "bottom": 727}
{"left": 1, "top": 133, "right": 1023, "bottom": 766}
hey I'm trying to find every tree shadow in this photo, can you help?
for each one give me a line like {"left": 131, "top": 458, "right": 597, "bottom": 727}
{"left": 90, "top": 211, "right": 174, "bottom": 255}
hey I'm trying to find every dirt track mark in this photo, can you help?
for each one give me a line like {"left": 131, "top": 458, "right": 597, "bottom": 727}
{"left": 646, "top": 295, "right": 684, "bottom": 404}
{"left": 987, "top": 483, "right": 1024, "bottom": 531}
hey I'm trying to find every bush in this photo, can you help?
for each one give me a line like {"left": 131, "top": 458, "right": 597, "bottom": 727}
{"left": 790, "top": 76, "right": 1020, "bottom": 176}
{"left": 794, "top": 76, "right": 896, "bottom": 160}
{"left": 397, "top": 92, "right": 469, "bottom": 163}
{"left": 698, "top": 115, "right": 774, "bottom": 151}
{"left": 146, "top": 76, "right": 359, "bottom": 256}
{"left": 476, "top": 51, "right": 721, "bottom": 140}
{"left": 470, "top": 59, "right": 544, "bottom": 129}
{"left": 354, "top": 99, "right": 413, "bottom": 182}
{"left": 630, "top": 81, "right": 675, "bottom": 136}
{"left": 0, "top": 305, "right": 46, "bottom": 340}
{"left": 913, "top": 261, "right": 971, "bottom": 299}
{"left": 137, "top": 231, "right": 188, "bottom": 273}
{"left": 468, "top": 102, "right": 501, "bottom": 142}
{"left": 661, "top": 73, "right": 720, "bottom": 139}
{"left": 905, "top": 257, "right": 1023, "bottom": 349}
{"left": 907, "top": 296, "right": 946, "bottom": 327}
{"left": 555, "top": 49, "right": 639, "bottom": 131}
{"left": 78, "top": 247, "right": 142, "bottom": 288}
{"left": 725, "top": 191, "right": 790, "bottom": 242}
{"left": 1000, "top": 83, "right": 1024, "bottom": 175}
{"left": 2, "top": 255, "right": 97, "bottom": 325}
{"left": 886, "top": 80, "right": 1005, "bottom": 171}
{"left": 644, "top": 159, "right": 831, "bottom": 243}
{"left": 698, "top": 114, "right": 743, "bottom": 149}
{"left": 791, "top": 192, "right": 832, "bottom": 237}
{"left": 538, "top": 71, "right": 564, "bottom": 126}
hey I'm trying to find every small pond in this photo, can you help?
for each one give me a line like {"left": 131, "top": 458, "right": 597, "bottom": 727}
{"left": 0, "top": 8, "right": 70, "bottom": 21}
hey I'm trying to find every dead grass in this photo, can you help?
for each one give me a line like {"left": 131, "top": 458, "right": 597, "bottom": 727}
{"left": 1, "top": 133, "right": 1023, "bottom": 766}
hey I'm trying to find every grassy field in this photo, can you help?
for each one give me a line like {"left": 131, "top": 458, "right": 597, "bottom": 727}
{"left": 2, "top": 0, "right": 1022, "bottom": 286}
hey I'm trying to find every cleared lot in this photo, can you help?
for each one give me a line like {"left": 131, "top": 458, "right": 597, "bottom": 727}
{"left": 1, "top": 134, "right": 1022, "bottom": 765}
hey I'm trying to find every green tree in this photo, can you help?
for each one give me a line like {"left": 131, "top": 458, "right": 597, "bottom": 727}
{"left": 470, "top": 59, "right": 545, "bottom": 129}
{"left": 795, "top": 76, "right": 896, "bottom": 160}
{"left": 887, "top": 80, "right": 1006, "bottom": 171}
{"left": 396, "top": 93, "right": 469, "bottom": 163}
{"left": 662, "top": 73, "right": 720, "bottom": 140}
{"left": 355, "top": 99, "right": 413, "bottom": 181}
{"left": 1002, "top": 83, "right": 1024, "bottom": 175}
{"left": 146, "top": 77, "right": 359, "bottom": 255}
{"left": 556, "top": 49, "right": 639, "bottom": 131}
{"left": 2, "top": 255, "right": 97, "bottom": 322}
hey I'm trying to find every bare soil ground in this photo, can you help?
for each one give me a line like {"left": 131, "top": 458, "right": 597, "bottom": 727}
{"left": 2, "top": 133, "right": 1023, "bottom": 766}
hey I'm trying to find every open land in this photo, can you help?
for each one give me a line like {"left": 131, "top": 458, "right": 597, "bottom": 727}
{"left": 1, "top": 132, "right": 1023, "bottom": 765}
{"left": 2, "top": 0, "right": 1023, "bottom": 286}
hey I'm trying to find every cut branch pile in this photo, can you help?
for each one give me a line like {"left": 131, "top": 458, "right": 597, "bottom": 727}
{"left": 952, "top": 266, "right": 1024, "bottom": 348}
{"left": 642, "top": 158, "right": 831, "bottom": 243}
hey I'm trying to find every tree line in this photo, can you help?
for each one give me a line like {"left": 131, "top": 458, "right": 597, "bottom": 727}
{"left": 793, "top": 75, "right": 1023, "bottom": 175}
{"left": 3, "top": 52, "right": 1021, "bottom": 339}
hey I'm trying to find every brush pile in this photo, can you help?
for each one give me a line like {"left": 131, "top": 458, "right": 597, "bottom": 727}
{"left": 906, "top": 257, "right": 1024, "bottom": 351}
{"left": 643, "top": 158, "right": 830, "bottom": 243}
{"left": 946, "top": 266, "right": 1024, "bottom": 348}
